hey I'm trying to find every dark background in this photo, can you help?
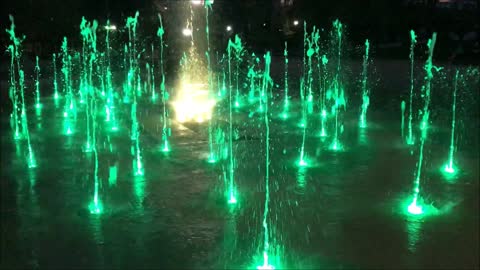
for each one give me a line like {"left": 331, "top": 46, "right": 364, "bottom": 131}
{"left": 1, "top": 0, "right": 479, "bottom": 61}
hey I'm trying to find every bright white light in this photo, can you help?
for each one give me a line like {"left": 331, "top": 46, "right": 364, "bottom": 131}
{"left": 173, "top": 82, "right": 216, "bottom": 123}
{"left": 293, "top": 20, "right": 299, "bottom": 26}
{"left": 226, "top": 25, "right": 232, "bottom": 31}
{"left": 164, "top": 6, "right": 168, "bottom": 10}
{"left": 104, "top": 25, "right": 117, "bottom": 30}
{"left": 182, "top": 28, "right": 192, "bottom": 36}
{"left": 192, "top": 0, "right": 202, "bottom": 5}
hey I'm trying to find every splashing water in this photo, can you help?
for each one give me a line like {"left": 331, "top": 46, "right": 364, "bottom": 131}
{"left": 408, "top": 33, "right": 437, "bottom": 215}
{"left": 282, "top": 41, "right": 289, "bottom": 119}
{"left": 406, "top": 30, "right": 417, "bottom": 145}
{"left": 256, "top": 51, "right": 276, "bottom": 270}
{"left": 6, "top": 19, "right": 21, "bottom": 140}
{"left": 89, "top": 85, "right": 102, "bottom": 214}
{"left": 105, "top": 19, "right": 118, "bottom": 131}
{"left": 226, "top": 36, "right": 244, "bottom": 204}
{"left": 401, "top": 100, "right": 406, "bottom": 138}
{"left": 442, "top": 70, "right": 459, "bottom": 175}
{"left": 6, "top": 15, "right": 36, "bottom": 167}
{"left": 52, "top": 53, "right": 59, "bottom": 99}
{"left": 329, "top": 19, "right": 345, "bottom": 151}
{"left": 61, "top": 37, "right": 76, "bottom": 135}
{"left": 205, "top": 0, "right": 216, "bottom": 163}
{"left": 319, "top": 55, "right": 328, "bottom": 137}
{"left": 359, "top": 39, "right": 370, "bottom": 128}
{"left": 299, "top": 35, "right": 315, "bottom": 166}
{"left": 34, "top": 56, "right": 42, "bottom": 110}
{"left": 157, "top": 14, "right": 170, "bottom": 153}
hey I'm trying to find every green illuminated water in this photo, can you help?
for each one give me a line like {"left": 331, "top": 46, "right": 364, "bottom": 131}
{"left": 299, "top": 32, "right": 315, "bottom": 166}
{"left": 205, "top": 0, "right": 215, "bottom": 163}
{"left": 89, "top": 83, "right": 102, "bottom": 214}
{"left": 226, "top": 35, "right": 243, "bottom": 204}
{"left": 401, "top": 100, "right": 406, "bottom": 138}
{"left": 61, "top": 37, "right": 76, "bottom": 135}
{"left": 408, "top": 33, "right": 437, "bottom": 215}
{"left": 52, "top": 53, "right": 59, "bottom": 99}
{"left": 406, "top": 30, "right": 417, "bottom": 145}
{"left": 150, "top": 43, "right": 156, "bottom": 101}
{"left": 257, "top": 51, "right": 275, "bottom": 270}
{"left": 34, "top": 56, "right": 41, "bottom": 109}
{"left": 329, "top": 19, "right": 345, "bottom": 151}
{"left": 6, "top": 18, "right": 21, "bottom": 140}
{"left": 157, "top": 14, "right": 170, "bottom": 153}
{"left": 105, "top": 20, "right": 118, "bottom": 131}
{"left": 359, "top": 39, "right": 370, "bottom": 128}
{"left": 282, "top": 42, "right": 289, "bottom": 119}
{"left": 442, "top": 70, "right": 459, "bottom": 175}
{"left": 6, "top": 15, "right": 36, "bottom": 167}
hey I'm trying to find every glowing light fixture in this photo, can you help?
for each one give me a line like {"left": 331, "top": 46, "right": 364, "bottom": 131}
{"left": 104, "top": 25, "right": 117, "bottom": 30}
{"left": 173, "top": 82, "right": 216, "bottom": 123}
{"left": 182, "top": 28, "right": 192, "bottom": 36}
{"left": 293, "top": 20, "right": 299, "bottom": 26}
{"left": 226, "top": 25, "right": 232, "bottom": 32}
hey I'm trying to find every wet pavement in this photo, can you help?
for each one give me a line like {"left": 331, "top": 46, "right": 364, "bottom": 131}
{"left": 1, "top": 89, "right": 479, "bottom": 269}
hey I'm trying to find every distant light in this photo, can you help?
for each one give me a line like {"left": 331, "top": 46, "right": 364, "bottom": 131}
{"left": 164, "top": 6, "right": 168, "bottom": 10}
{"left": 192, "top": 0, "right": 202, "bottom": 5}
{"left": 263, "top": 23, "right": 266, "bottom": 26}
{"left": 105, "top": 25, "right": 117, "bottom": 30}
{"left": 293, "top": 20, "right": 299, "bottom": 26}
{"left": 182, "top": 28, "right": 192, "bottom": 36}
{"left": 226, "top": 25, "right": 232, "bottom": 32}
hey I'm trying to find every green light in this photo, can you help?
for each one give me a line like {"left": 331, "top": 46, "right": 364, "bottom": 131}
{"left": 84, "top": 142, "right": 93, "bottom": 153}
{"left": 227, "top": 193, "right": 237, "bottom": 204}
{"left": 319, "top": 127, "right": 327, "bottom": 137}
{"left": 256, "top": 252, "right": 275, "bottom": 270}
{"left": 329, "top": 139, "right": 343, "bottom": 151}
{"left": 359, "top": 39, "right": 370, "bottom": 129}
{"left": 298, "top": 158, "right": 307, "bottom": 167}
{"left": 407, "top": 200, "right": 423, "bottom": 215}
{"left": 27, "top": 150, "right": 37, "bottom": 169}
{"left": 321, "top": 109, "right": 327, "bottom": 118}
{"left": 207, "top": 153, "right": 217, "bottom": 164}
{"left": 161, "top": 140, "right": 170, "bottom": 152}
{"left": 88, "top": 200, "right": 103, "bottom": 215}
{"left": 359, "top": 115, "right": 367, "bottom": 128}
{"left": 234, "top": 100, "right": 240, "bottom": 108}
{"left": 14, "top": 131, "right": 22, "bottom": 140}
{"left": 443, "top": 163, "right": 455, "bottom": 174}
{"left": 134, "top": 158, "right": 144, "bottom": 176}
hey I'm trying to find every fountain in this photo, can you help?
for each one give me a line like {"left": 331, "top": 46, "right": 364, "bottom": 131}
{"left": 157, "top": 14, "right": 171, "bottom": 153}
{"left": 52, "top": 53, "right": 59, "bottom": 100}
{"left": 406, "top": 30, "right": 417, "bottom": 145}
{"left": 442, "top": 70, "right": 459, "bottom": 175}
{"left": 3, "top": 7, "right": 480, "bottom": 269}
{"left": 329, "top": 19, "right": 346, "bottom": 151}
{"left": 401, "top": 100, "right": 406, "bottom": 138}
{"left": 407, "top": 33, "right": 437, "bottom": 216}
{"left": 6, "top": 15, "right": 36, "bottom": 168}
{"left": 34, "top": 56, "right": 42, "bottom": 110}
{"left": 281, "top": 41, "right": 289, "bottom": 119}
{"left": 256, "top": 51, "right": 276, "bottom": 270}
{"left": 359, "top": 39, "right": 370, "bottom": 128}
